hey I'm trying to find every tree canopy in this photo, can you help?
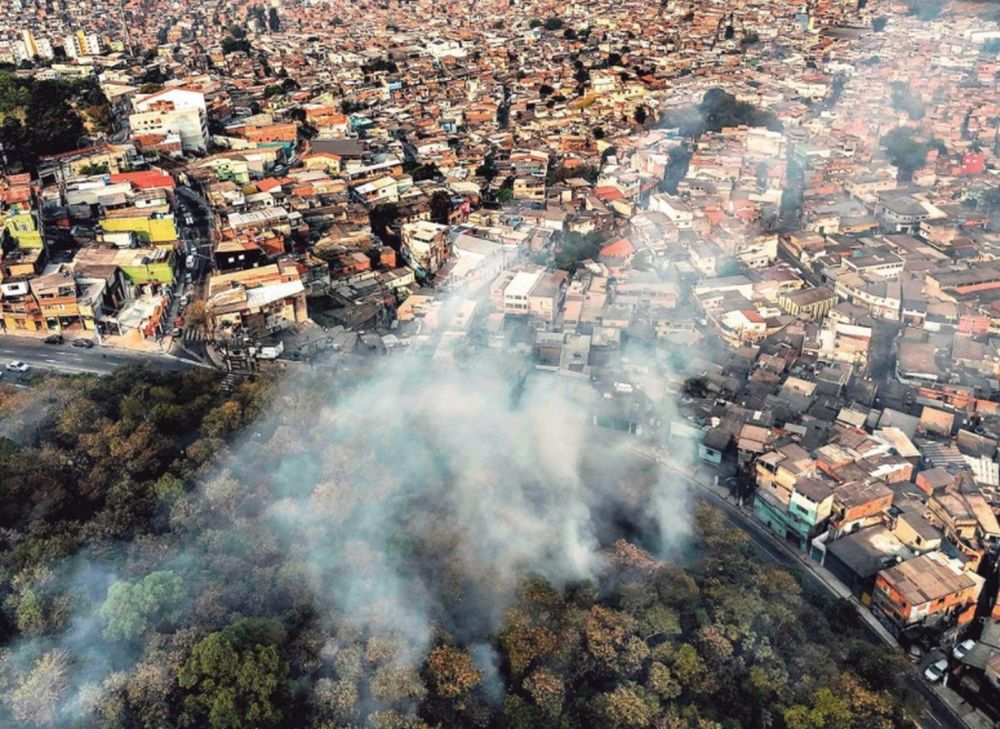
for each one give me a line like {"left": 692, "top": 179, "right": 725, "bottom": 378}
{"left": 0, "top": 368, "right": 926, "bottom": 729}
{"left": 178, "top": 623, "right": 288, "bottom": 729}
{"left": 660, "top": 87, "right": 782, "bottom": 138}
{"left": 100, "top": 570, "right": 187, "bottom": 642}
{"left": 0, "top": 72, "right": 111, "bottom": 172}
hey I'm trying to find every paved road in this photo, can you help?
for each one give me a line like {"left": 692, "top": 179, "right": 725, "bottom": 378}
{"left": 684, "top": 475, "right": 958, "bottom": 727}
{"left": 607, "top": 439, "right": 962, "bottom": 729}
{"left": 174, "top": 186, "right": 214, "bottom": 360}
{"left": 0, "top": 336, "right": 201, "bottom": 377}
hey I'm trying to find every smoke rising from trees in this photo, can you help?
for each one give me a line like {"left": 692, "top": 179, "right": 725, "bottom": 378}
{"left": 0, "top": 346, "right": 692, "bottom": 726}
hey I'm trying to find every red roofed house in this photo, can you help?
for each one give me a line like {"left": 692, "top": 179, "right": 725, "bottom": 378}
{"left": 594, "top": 186, "right": 625, "bottom": 203}
{"left": 109, "top": 169, "right": 176, "bottom": 191}
{"left": 599, "top": 238, "right": 635, "bottom": 275}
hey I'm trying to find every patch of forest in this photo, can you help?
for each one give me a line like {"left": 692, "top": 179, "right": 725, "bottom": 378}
{"left": 0, "top": 368, "right": 922, "bottom": 728}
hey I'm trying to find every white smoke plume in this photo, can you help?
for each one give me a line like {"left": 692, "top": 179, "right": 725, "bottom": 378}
{"left": 0, "top": 332, "right": 695, "bottom": 725}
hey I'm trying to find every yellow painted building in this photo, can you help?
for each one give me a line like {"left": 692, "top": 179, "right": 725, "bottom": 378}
{"left": 4, "top": 212, "right": 43, "bottom": 249}
{"left": 100, "top": 214, "right": 178, "bottom": 246}
{"left": 778, "top": 286, "right": 837, "bottom": 321}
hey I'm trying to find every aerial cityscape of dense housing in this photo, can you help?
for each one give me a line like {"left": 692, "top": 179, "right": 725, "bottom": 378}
{"left": 1, "top": 0, "right": 1000, "bottom": 727}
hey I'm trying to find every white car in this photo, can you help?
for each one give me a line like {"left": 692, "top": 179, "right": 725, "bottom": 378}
{"left": 924, "top": 658, "right": 948, "bottom": 682}
{"left": 6, "top": 361, "right": 30, "bottom": 372}
{"left": 953, "top": 639, "right": 976, "bottom": 660}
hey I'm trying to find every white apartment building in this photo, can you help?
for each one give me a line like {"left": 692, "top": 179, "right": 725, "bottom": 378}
{"left": 64, "top": 31, "right": 102, "bottom": 58}
{"left": 129, "top": 88, "right": 209, "bottom": 153}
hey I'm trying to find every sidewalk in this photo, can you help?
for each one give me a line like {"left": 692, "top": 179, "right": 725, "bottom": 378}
{"left": 639, "top": 448, "right": 980, "bottom": 729}
{"left": 101, "top": 330, "right": 173, "bottom": 354}
{"left": 937, "top": 686, "right": 995, "bottom": 729}
{"left": 4, "top": 325, "right": 171, "bottom": 354}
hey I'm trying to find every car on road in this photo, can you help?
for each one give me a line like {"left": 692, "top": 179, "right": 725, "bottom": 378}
{"left": 6, "top": 361, "right": 30, "bottom": 372}
{"left": 71, "top": 339, "right": 95, "bottom": 349}
{"left": 923, "top": 659, "right": 948, "bottom": 683}
{"left": 44, "top": 333, "right": 64, "bottom": 344}
{"left": 953, "top": 639, "right": 976, "bottom": 660}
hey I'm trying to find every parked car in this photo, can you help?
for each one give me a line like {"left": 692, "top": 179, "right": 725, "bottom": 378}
{"left": 907, "top": 645, "right": 923, "bottom": 664}
{"left": 924, "top": 659, "right": 948, "bottom": 683}
{"left": 71, "top": 339, "right": 94, "bottom": 349}
{"left": 953, "top": 639, "right": 976, "bottom": 660}
{"left": 6, "top": 361, "right": 30, "bottom": 372}
{"left": 43, "top": 333, "right": 64, "bottom": 344}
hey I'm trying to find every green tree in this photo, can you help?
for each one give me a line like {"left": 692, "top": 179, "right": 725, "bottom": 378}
{"left": 429, "top": 190, "right": 453, "bottom": 225}
{"left": 648, "top": 662, "right": 682, "bottom": 701}
{"left": 660, "top": 88, "right": 781, "bottom": 139}
{"left": 202, "top": 401, "right": 244, "bottom": 439}
{"left": 79, "top": 162, "right": 110, "bottom": 176}
{"left": 555, "top": 231, "right": 605, "bottom": 272}
{"left": 178, "top": 629, "right": 288, "bottom": 729}
{"left": 411, "top": 162, "right": 441, "bottom": 182}
{"left": 671, "top": 643, "right": 709, "bottom": 694}
{"left": 980, "top": 186, "right": 1000, "bottom": 213}
{"left": 0, "top": 72, "right": 107, "bottom": 171}
{"left": 369, "top": 202, "right": 400, "bottom": 245}
{"left": 221, "top": 37, "right": 252, "bottom": 55}
{"left": 100, "top": 570, "right": 187, "bottom": 641}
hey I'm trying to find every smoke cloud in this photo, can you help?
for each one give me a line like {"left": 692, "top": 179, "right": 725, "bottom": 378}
{"left": 0, "top": 329, "right": 695, "bottom": 725}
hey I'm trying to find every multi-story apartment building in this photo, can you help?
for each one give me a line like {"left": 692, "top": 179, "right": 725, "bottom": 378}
{"left": 130, "top": 88, "right": 209, "bottom": 154}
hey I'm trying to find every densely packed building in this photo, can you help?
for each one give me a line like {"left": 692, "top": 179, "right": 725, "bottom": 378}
{"left": 3, "top": 0, "right": 1000, "bottom": 721}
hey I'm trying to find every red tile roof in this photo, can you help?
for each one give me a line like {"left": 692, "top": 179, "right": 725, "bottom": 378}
{"left": 109, "top": 170, "right": 176, "bottom": 190}
{"left": 600, "top": 237, "right": 634, "bottom": 258}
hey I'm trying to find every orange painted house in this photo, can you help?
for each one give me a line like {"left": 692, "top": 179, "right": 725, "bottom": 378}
{"left": 872, "top": 552, "right": 984, "bottom": 633}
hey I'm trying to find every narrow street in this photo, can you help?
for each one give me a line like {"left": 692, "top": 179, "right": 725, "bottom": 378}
{"left": 604, "top": 435, "right": 970, "bottom": 729}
